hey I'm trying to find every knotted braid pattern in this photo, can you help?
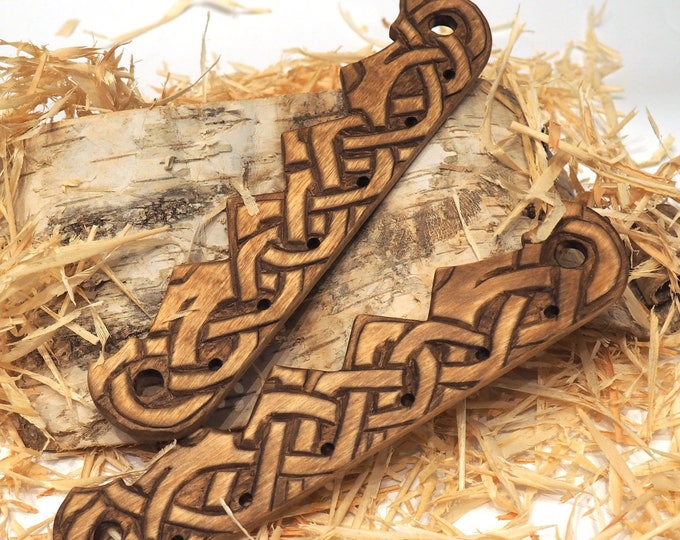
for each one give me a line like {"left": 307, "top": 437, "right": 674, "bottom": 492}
{"left": 88, "top": 0, "right": 493, "bottom": 440}
{"left": 56, "top": 203, "right": 629, "bottom": 539}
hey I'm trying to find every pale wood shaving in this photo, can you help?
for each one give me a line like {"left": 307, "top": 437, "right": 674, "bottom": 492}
{"left": 452, "top": 188, "right": 481, "bottom": 260}
{"left": 55, "top": 19, "right": 79, "bottom": 38}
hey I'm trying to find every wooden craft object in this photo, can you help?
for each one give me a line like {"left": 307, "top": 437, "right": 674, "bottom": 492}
{"left": 55, "top": 202, "right": 629, "bottom": 539}
{"left": 89, "top": 0, "right": 493, "bottom": 440}
{"left": 18, "top": 84, "right": 652, "bottom": 452}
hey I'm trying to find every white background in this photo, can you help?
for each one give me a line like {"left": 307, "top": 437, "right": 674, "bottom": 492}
{"left": 1, "top": 0, "right": 679, "bottom": 155}
{"left": 1, "top": 1, "right": 679, "bottom": 538}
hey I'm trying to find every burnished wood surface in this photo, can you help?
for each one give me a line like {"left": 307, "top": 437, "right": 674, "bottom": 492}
{"left": 20, "top": 84, "right": 539, "bottom": 451}
{"left": 54, "top": 202, "right": 629, "bottom": 539}
{"left": 88, "top": 0, "right": 493, "bottom": 440}
{"left": 17, "top": 83, "right": 651, "bottom": 451}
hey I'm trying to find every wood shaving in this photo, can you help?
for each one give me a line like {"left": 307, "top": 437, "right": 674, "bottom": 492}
{"left": 1, "top": 4, "right": 679, "bottom": 540}
{"left": 55, "top": 20, "right": 79, "bottom": 39}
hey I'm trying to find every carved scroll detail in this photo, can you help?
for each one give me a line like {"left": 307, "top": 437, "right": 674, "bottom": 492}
{"left": 89, "top": 0, "right": 493, "bottom": 440}
{"left": 55, "top": 203, "right": 629, "bottom": 539}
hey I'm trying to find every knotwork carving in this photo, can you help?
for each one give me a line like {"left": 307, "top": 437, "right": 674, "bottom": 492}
{"left": 55, "top": 203, "right": 629, "bottom": 539}
{"left": 89, "top": 0, "right": 494, "bottom": 440}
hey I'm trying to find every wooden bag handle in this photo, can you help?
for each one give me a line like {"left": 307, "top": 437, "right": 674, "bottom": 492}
{"left": 89, "top": 0, "right": 493, "bottom": 440}
{"left": 55, "top": 202, "right": 629, "bottom": 539}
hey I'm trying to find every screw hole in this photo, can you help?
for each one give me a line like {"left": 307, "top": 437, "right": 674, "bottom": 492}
{"left": 238, "top": 492, "right": 254, "bottom": 508}
{"left": 443, "top": 68, "right": 456, "bottom": 80}
{"left": 320, "top": 442, "right": 335, "bottom": 456}
{"left": 93, "top": 522, "right": 124, "bottom": 540}
{"left": 475, "top": 347, "right": 491, "bottom": 361}
{"left": 208, "top": 358, "right": 223, "bottom": 371}
{"left": 404, "top": 116, "right": 419, "bottom": 128}
{"left": 133, "top": 369, "right": 164, "bottom": 397}
{"left": 543, "top": 305, "right": 560, "bottom": 319}
{"left": 356, "top": 175, "right": 371, "bottom": 188}
{"left": 256, "top": 298, "right": 271, "bottom": 311}
{"left": 307, "top": 237, "right": 321, "bottom": 250}
{"left": 523, "top": 203, "right": 537, "bottom": 220}
{"left": 555, "top": 240, "right": 588, "bottom": 269}
{"left": 400, "top": 393, "right": 416, "bottom": 407}
{"left": 430, "top": 14, "right": 457, "bottom": 36}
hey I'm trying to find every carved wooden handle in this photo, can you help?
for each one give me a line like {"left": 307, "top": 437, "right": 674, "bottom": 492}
{"left": 55, "top": 203, "right": 629, "bottom": 539}
{"left": 89, "top": 0, "right": 493, "bottom": 440}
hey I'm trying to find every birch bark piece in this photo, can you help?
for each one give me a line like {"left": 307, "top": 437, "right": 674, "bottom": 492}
{"left": 15, "top": 86, "right": 639, "bottom": 450}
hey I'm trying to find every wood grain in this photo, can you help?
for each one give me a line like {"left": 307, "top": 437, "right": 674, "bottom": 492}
{"left": 54, "top": 202, "right": 629, "bottom": 539}
{"left": 87, "top": 0, "right": 493, "bottom": 440}
{"left": 18, "top": 85, "right": 650, "bottom": 452}
{"left": 16, "top": 16, "right": 651, "bottom": 452}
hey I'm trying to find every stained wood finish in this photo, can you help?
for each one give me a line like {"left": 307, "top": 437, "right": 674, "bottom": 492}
{"left": 89, "top": 0, "right": 493, "bottom": 440}
{"left": 55, "top": 203, "right": 629, "bottom": 540}
{"left": 18, "top": 88, "right": 652, "bottom": 451}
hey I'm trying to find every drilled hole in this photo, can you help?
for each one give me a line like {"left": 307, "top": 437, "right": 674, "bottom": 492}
{"left": 133, "top": 369, "right": 164, "bottom": 397}
{"left": 555, "top": 240, "right": 588, "bottom": 269}
{"left": 430, "top": 14, "right": 457, "bottom": 36}
{"left": 443, "top": 68, "right": 456, "bottom": 80}
{"left": 93, "top": 522, "right": 123, "bottom": 540}
{"left": 171, "top": 536, "right": 185, "bottom": 540}
{"left": 475, "top": 347, "right": 491, "bottom": 361}
{"left": 523, "top": 203, "right": 537, "bottom": 220}
{"left": 208, "top": 358, "right": 223, "bottom": 371}
{"left": 400, "top": 393, "right": 416, "bottom": 407}
{"left": 256, "top": 298, "right": 271, "bottom": 311}
{"left": 320, "top": 442, "right": 335, "bottom": 456}
{"left": 544, "top": 305, "right": 560, "bottom": 319}
{"left": 356, "top": 175, "right": 371, "bottom": 188}
{"left": 404, "top": 116, "right": 419, "bottom": 128}
{"left": 238, "top": 492, "right": 254, "bottom": 508}
{"left": 307, "top": 237, "right": 321, "bottom": 250}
